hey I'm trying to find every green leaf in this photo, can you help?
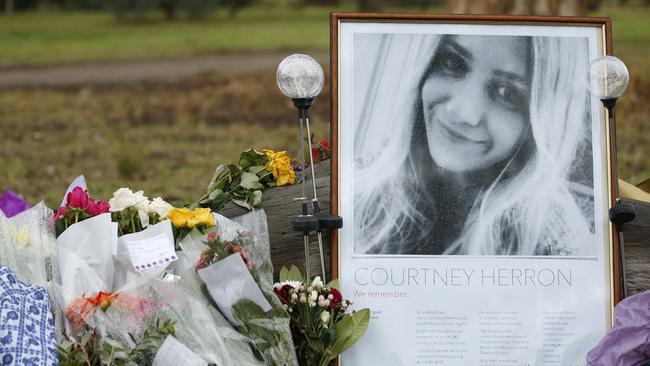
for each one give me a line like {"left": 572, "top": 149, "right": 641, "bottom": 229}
{"left": 247, "top": 165, "right": 267, "bottom": 175}
{"left": 328, "top": 309, "right": 370, "bottom": 359}
{"left": 287, "top": 265, "right": 303, "bottom": 282}
{"left": 233, "top": 199, "right": 254, "bottom": 211}
{"left": 240, "top": 172, "right": 265, "bottom": 190}
{"left": 326, "top": 278, "right": 340, "bottom": 290}
{"left": 251, "top": 190, "right": 263, "bottom": 206}
{"left": 279, "top": 267, "right": 290, "bottom": 282}
{"left": 239, "top": 149, "right": 269, "bottom": 169}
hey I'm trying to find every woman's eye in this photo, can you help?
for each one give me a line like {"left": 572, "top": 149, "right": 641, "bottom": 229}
{"left": 430, "top": 47, "right": 469, "bottom": 79}
{"left": 488, "top": 81, "right": 528, "bottom": 113}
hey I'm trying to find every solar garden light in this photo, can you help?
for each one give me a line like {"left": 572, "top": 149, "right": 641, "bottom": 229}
{"left": 277, "top": 54, "right": 342, "bottom": 282}
{"left": 588, "top": 55, "right": 634, "bottom": 297}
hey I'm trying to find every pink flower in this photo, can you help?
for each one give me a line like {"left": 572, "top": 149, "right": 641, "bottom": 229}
{"left": 66, "top": 187, "right": 90, "bottom": 210}
{"left": 53, "top": 207, "right": 67, "bottom": 220}
{"left": 87, "top": 199, "right": 110, "bottom": 216}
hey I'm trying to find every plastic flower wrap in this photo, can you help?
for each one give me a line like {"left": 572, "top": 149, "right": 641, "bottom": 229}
{"left": 60, "top": 279, "right": 265, "bottom": 366}
{"left": 586, "top": 290, "right": 650, "bottom": 365}
{"left": 274, "top": 266, "right": 370, "bottom": 366}
{"left": 109, "top": 188, "right": 173, "bottom": 236}
{"left": 195, "top": 211, "right": 298, "bottom": 365}
{"left": 0, "top": 202, "right": 59, "bottom": 289}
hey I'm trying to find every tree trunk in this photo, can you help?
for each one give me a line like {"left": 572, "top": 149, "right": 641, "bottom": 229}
{"left": 448, "top": 0, "right": 585, "bottom": 15}
{"left": 5, "top": 0, "right": 14, "bottom": 14}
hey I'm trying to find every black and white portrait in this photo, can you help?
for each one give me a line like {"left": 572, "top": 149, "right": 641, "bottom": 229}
{"left": 351, "top": 33, "right": 596, "bottom": 256}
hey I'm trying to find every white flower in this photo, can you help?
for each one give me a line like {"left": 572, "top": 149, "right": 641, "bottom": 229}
{"left": 311, "top": 276, "right": 324, "bottom": 290}
{"left": 300, "top": 295, "right": 307, "bottom": 303}
{"left": 108, "top": 188, "right": 137, "bottom": 212}
{"left": 149, "top": 197, "right": 173, "bottom": 217}
{"left": 138, "top": 209, "right": 150, "bottom": 228}
{"left": 309, "top": 290, "right": 318, "bottom": 302}
{"left": 133, "top": 190, "right": 150, "bottom": 212}
{"left": 320, "top": 311, "right": 331, "bottom": 324}
{"left": 273, "top": 280, "right": 302, "bottom": 290}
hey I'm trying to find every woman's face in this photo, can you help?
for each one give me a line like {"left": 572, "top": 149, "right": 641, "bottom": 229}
{"left": 420, "top": 35, "right": 532, "bottom": 172}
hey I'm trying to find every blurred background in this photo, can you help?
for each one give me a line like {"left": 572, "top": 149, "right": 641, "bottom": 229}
{"left": 0, "top": 0, "right": 648, "bottom": 208}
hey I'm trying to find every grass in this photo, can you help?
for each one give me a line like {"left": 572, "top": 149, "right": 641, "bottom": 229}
{"left": 0, "top": 71, "right": 330, "bottom": 207}
{"left": 0, "top": 4, "right": 648, "bottom": 67}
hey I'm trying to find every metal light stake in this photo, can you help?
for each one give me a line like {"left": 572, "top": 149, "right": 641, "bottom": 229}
{"left": 276, "top": 54, "right": 326, "bottom": 281}
{"left": 588, "top": 55, "right": 635, "bottom": 298}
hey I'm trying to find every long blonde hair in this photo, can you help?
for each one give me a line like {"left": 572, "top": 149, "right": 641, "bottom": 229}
{"left": 353, "top": 33, "right": 594, "bottom": 255}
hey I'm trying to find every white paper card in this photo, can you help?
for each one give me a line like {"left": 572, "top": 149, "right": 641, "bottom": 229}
{"left": 153, "top": 336, "right": 207, "bottom": 366}
{"left": 197, "top": 253, "right": 272, "bottom": 325}
{"left": 125, "top": 232, "right": 177, "bottom": 272}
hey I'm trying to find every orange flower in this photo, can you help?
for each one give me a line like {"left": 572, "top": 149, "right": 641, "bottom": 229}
{"left": 89, "top": 291, "right": 117, "bottom": 311}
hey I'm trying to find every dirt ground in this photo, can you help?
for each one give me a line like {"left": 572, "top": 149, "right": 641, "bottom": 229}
{"left": 0, "top": 51, "right": 329, "bottom": 88}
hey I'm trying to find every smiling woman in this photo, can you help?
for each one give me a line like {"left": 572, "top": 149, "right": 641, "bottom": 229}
{"left": 353, "top": 33, "right": 595, "bottom": 256}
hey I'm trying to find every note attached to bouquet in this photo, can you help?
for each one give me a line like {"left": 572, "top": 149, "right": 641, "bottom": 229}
{"left": 153, "top": 335, "right": 207, "bottom": 366}
{"left": 125, "top": 232, "right": 177, "bottom": 272}
{"left": 197, "top": 253, "right": 272, "bottom": 325}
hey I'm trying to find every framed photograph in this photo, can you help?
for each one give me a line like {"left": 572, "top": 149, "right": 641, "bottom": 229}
{"left": 330, "top": 13, "right": 620, "bottom": 365}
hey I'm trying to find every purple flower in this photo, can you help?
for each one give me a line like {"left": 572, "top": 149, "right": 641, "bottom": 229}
{"left": 0, "top": 190, "right": 31, "bottom": 218}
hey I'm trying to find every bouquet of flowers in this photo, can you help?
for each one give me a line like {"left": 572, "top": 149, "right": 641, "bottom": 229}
{"left": 59, "top": 287, "right": 178, "bottom": 366}
{"left": 274, "top": 266, "right": 370, "bottom": 366}
{"left": 196, "top": 148, "right": 295, "bottom": 213}
{"left": 195, "top": 217, "right": 298, "bottom": 365}
{"left": 108, "top": 188, "right": 173, "bottom": 236}
{"left": 167, "top": 207, "right": 215, "bottom": 246}
{"left": 53, "top": 187, "right": 110, "bottom": 237}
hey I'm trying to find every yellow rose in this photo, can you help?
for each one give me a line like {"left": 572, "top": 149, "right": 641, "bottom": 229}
{"left": 191, "top": 208, "right": 215, "bottom": 227}
{"left": 167, "top": 207, "right": 214, "bottom": 229}
{"left": 264, "top": 149, "right": 296, "bottom": 187}
{"left": 167, "top": 208, "right": 194, "bottom": 228}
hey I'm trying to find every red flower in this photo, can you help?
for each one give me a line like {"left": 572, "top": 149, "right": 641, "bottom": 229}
{"left": 274, "top": 284, "right": 293, "bottom": 305}
{"left": 311, "top": 148, "right": 321, "bottom": 164}
{"left": 329, "top": 288, "right": 343, "bottom": 309}
{"left": 319, "top": 139, "right": 330, "bottom": 153}
{"left": 66, "top": 187, "right": 90, "bottom": 210}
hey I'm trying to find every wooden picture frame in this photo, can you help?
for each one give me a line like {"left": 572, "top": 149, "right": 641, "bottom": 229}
{"left": 330, "top": 13, "right": 619, "bottom": 365}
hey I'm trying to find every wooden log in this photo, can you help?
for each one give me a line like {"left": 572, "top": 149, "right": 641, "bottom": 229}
{"left": 620, "top": 198, "right": 650, "bottom": 296}
{"left": 222, "top": 163, "right": 650, "bottom": 295}
{"left": 221, "top": 160, "right": 332, "bottom": 280}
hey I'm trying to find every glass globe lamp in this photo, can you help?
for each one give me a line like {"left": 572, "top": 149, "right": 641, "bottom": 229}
{"left": 588, "top": 56, "right": 629, "bottom": 104}
{"left": 276, "top": 54, "right": 324, "bottom": 100}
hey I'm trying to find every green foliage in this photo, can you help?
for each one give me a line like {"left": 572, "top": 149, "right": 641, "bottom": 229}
{"left": 231, "top": 299, "right": 295, "bottom": 365}
{"left": 324, "top": 309, "right": 370, "bottom": 365}
{"left": 196, "top": 148, "right": 276, "bottom": 212}
{"left": 279, "top": 265, "right": 303, "bottom": 283}
{"left": 58, "top": 319, "right": 177, "bottom": 366}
